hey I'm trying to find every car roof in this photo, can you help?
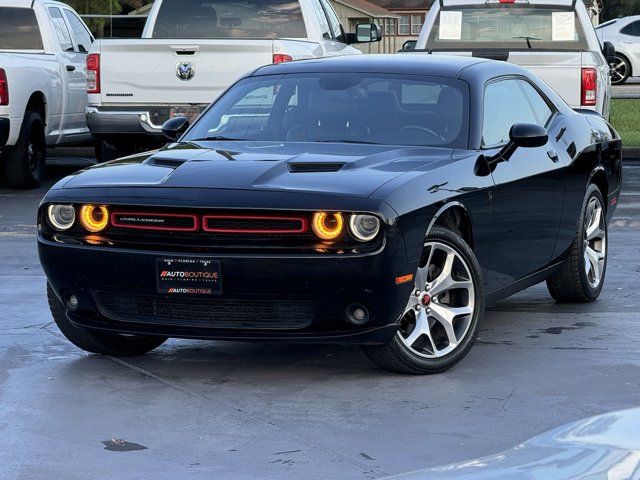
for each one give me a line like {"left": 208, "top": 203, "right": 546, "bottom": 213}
{"left": 252, "top": 54, "right": 523, "bottom": 80}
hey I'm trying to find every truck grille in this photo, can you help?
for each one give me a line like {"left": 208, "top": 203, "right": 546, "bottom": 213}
{"left": 93, "top": 290, "right": 315, "bottom": 330}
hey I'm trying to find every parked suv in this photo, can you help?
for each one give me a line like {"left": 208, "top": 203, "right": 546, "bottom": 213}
{"left": 414, "top": 0, "right": 614, "bottom": 118}
{"left": 596, "top": 16, "right": 640, "bottom": 85}
{"left": 0, "top": 0, "right": 92, "bottom": 188}
{"left": 86, "top": 0, "right": 381, "bottom": 161}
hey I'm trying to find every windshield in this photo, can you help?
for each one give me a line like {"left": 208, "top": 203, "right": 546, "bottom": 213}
{"left": 0, "top": 7, "right": 43, "bottom": 50}
{"left": 185, "top": 73, "right": 469, "bottom": 148}
{"left": 152, "top": 0, "right": 307, "bottom": 39}
{"left": 427, "top": 6, "right": 589, "bottom": 51}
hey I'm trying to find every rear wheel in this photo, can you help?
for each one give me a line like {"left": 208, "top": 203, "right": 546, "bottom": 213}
{"left": 47, "top": 284, "right": 167, "bottom": 356}
{"left": 546, "top": 185, "right": 607, "bottom": 302}
{"left": 362, "top": 227, "right": 484, "bottom": 374}
{"left": 2, "top": 111, "right": 46, "bottom": 188}
{"left": 611, "top": 54, "right": 631, "bottom": 85}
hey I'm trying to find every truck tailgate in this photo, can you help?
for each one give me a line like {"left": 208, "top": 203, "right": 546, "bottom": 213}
{"left": 506, "top": 52, "right": 583, "bottom": 107}
{"left": 97, "top": 39, "right": 274, "bottom": 105}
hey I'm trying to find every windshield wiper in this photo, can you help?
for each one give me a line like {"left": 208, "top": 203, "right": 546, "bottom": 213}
{"left": 315, "top": 139, "right": 382, "bottom": 145}
{"left": 513, "top": 36, "right": 542, "bottom": 49}
{"left": 192, "top": 136, "right": 252, "bottom": 142}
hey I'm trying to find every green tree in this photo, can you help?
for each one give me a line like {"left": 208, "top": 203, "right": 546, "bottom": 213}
{"left": 62, "top": 1, "right": 153, "bottom": 36}
{"left": 601, "top": 0, "right": 640, "bottom": 22}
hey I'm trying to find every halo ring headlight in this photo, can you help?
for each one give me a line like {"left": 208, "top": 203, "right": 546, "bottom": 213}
{"left": 79, "top": 205, "right": 109, "bottom": 232}
{"left": 312, "top": 212, "right": 344, "bottom": 240}
{"left": 348, "top": 214, "right": 380, "bottom": 242}
{"left": 47, "top": 204, "right": 76, "bottom": 231}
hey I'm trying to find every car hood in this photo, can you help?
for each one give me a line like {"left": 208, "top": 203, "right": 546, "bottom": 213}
{"left": 386, "top": 407, "right": 640, "bottom": 479}
{"left": 60, "top": 142, "right": 454, "bottom": 198}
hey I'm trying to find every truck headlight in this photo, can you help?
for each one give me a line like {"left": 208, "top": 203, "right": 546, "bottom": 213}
{"left": 47, "top": 205, "right": 76, "bottom": 231}
{"left": 349, "top": 214, "right": 380, "bottom": 242}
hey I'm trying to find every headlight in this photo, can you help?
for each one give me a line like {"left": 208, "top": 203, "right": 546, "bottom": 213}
{"left": 79, "top": 205, "right": 109, "bottom": 232}
{"left": 47, "top": 205, "right": 76, "bottom": 231}
{"left": 312, "top": 212, "right": 344, "bottom": 240}
{"left": 349, "top": 214, "right": 380, "bottom": 242}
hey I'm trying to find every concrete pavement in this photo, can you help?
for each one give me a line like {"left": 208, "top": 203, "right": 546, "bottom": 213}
{"left": 0, "top": 159, "right": 639, "bottom": 480}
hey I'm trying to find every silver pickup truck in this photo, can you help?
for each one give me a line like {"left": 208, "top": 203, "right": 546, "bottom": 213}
{"left": 86, "top": 0, "right": 381, "bottom": 161}
{"left": 414, "top": 0, "right": 614, "bottom": 118}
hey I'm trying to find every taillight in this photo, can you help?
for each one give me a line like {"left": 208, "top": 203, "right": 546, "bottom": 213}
{"left": 273, "top": 54, "right": 293, "bottom": 64}
{"left": 86, "top": 53, "right": 100, "bottom": 94}
{"left": 0, "top": 68, "right": 8, "bottom": 106}
{"left": 581, "top": 68, "right": 597, "bottom": 106}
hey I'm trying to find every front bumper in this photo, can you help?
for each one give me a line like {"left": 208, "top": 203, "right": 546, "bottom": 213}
{"left": 86, "top": 105, "right": 206, "bottom": 138}
{"left": 0, "top": 117, "right": 9, "bottom": 147}
{"left": 39, "top": 237, "right": 417, "bottom": 344}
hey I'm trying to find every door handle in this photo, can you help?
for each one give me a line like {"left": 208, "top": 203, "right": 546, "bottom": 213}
{"left": 547, "top": 150, "right": 559, "bottom": 162}
{"left": 66, "top": 65, "right": 76, "bottom": 72}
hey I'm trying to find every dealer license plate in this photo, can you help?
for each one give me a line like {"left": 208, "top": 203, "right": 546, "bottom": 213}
{"left": 156, "top": 258, "right": 222, "bottom": 295}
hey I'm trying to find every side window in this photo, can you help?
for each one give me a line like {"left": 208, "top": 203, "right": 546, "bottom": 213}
{"left": 517, "top": 80, "right": 553, "bottom": 126}
{"left": 310, "top": 0, "right": 332, "bottom": 40}
{"left": 320, "top": 0, "right": 344, "bottom": 41}
{"left": 48, "top": 7, "right": 73, "bottom": 52}
{"left": 63, "top": 10, "right": 93, "bottom": 53}
{"left": 621, "top": 20, "right": 640, "bottom": 37}
{"left": 482, "top": 79, "right": 540, "bottom": 147}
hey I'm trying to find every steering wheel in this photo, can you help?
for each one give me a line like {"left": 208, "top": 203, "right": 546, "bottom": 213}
{"left": 398, "top": 126, "right": 445, "bottom": 144}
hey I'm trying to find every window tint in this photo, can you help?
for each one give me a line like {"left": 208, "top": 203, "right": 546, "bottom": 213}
{"left": 152, "top": 0, "right": 307, "bottom": 39}
{"left": 483, "top": 79, "right": 550, "bottom": 147}
{"left": 186, "top": 73, "right": 469, "bottom": 148}
{"left": 311, "top": 0, "right": 332, "bottom": 40}
{"left": 48, "top": 7, "right": 73, "bottom": 52}
{"left": 64, "top": 10, "right": 93, "bottom": 53}
{"left": 0, "top": 7, "right": 43, "bottom": 50}
{"left": 320, "top": 0, "right": 343, "bottom": 40}
{"left": 621, "top": 20, "right": 640, "bottom": 37}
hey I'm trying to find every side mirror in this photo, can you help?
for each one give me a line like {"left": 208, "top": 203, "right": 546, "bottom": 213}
{"left": 509, "top": 123, "right": 548, "bottom": 148}
{"left": 161, "top": 116, "right": 189, "bottom": 142}
{"left": 602, "top": 41, "right": 616, "bottom": 66}
{"left": 354, "top": 23, "right": 383, "bottom": 43}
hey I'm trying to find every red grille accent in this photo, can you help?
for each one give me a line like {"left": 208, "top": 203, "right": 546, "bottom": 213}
{"left": 202, "top": 215, "right": 308, "bottom": 234}
{"left": 111, "top": 212, "right": 199, "bottom": 232}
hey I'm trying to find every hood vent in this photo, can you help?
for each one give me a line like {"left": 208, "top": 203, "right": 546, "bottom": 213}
{"left": 148, "top": 157, "right": 187, "bottom": 169}
{"left": 287, "top": 162, "right": 344, "bottom": 173}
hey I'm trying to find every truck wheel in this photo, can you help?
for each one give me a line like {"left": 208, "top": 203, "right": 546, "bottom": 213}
{"left": 362, "top": 227, "right": 484, "bottom": 374}
{"left": 546, "top": 184, "right": 607, "bottom": 302}
{"left": 2, "top": 111, "right": 45, "bottom": 188}
{"left": 47, "top": 284, "right": 167, "bottom": 357}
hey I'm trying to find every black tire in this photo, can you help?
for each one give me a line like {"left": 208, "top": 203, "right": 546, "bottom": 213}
{"left": 362, "top": 226, "right": 485, "bottom": 374}
{"left": 47, "top": 284, "right": 167, "bottom": 356}
{"left": 2, "top": 111, "right": 46, "bottom": 188}
{"left": 611, "top": 54, "right": 631, "bottom": 85}
{"left": 547, "top": 185, "right": 607, "bottom": 303}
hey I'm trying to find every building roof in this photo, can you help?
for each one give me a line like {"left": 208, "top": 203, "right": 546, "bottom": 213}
{"left": 367, "top": 0, "right": 433, "bottom": 10}
{"left": 332, "top": 0, "right": 400, "bottom": 18}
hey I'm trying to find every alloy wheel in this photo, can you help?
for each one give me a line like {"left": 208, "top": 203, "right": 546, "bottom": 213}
{"left": 611, "top": 56, "right": 629, "bottom": 85}
{"left": 584, "top": 196, "right": 606, "bottom": 289}
{"left": 397, "top": 242, "right": 475, "bottom": 358}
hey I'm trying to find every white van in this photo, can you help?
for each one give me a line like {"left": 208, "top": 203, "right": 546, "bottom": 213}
{"left": 414, "top": 0, "right": 614, "bottom": 118}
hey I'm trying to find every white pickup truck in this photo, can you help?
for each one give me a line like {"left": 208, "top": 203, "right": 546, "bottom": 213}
{"left": 0, "top": 0, "right": 93, "bottom": 188}
{"left": 86, "top": 0, "right": 382, "bottom": 161}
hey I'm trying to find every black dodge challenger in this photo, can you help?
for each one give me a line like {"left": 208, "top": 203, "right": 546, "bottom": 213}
{"left": 38, "top": 55, "right": 622, "bottom": 374}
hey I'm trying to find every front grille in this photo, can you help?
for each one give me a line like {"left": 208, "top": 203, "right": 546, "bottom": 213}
{"left": 203, "top": 215, "right": 307, "bottom": 234}
{"left": 94, "top": 290, "right": 316, "bottom": 330}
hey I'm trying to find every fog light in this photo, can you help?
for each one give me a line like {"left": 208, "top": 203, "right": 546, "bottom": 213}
{"left": 345, "top": 303, "right": 369, "bottom": 326}
{"left": 66, "top": 294, "right": 79, "bottom": 311}
{"left": 79, "top": 205, "right": 109, "bottom": 232}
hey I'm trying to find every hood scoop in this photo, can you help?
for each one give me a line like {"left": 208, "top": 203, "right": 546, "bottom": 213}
{"left": 287, "top": 162, "right": 344, "bottom": 173}
{"left": 147, "top": 157, "right": 187, "bottom": 169}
